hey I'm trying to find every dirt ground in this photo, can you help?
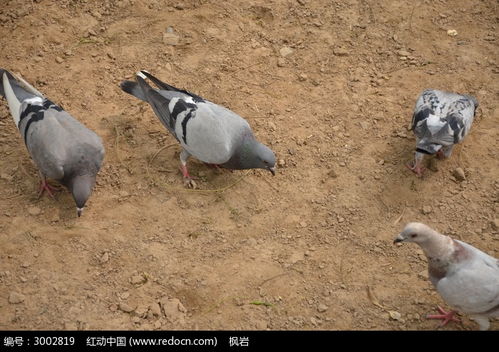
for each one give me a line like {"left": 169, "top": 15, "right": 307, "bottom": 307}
{"left": 0, "top": 0, "right": 498, "bottom": 331}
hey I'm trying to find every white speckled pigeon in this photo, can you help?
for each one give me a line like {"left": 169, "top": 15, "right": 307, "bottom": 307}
{"left": 0, "top": 69, "right": 105, "bottom": 217}
{"left": 394, "top": 222, "right": 499, "bottom": 330}
{"left": 407, "top": 89, "right": 478, "bottom": 176}
{"left": 120, "top": 71, "right": 276, "bottom": 188}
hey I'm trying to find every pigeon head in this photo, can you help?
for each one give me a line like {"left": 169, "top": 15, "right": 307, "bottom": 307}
{"left": 66, "top": 174, "right": 96, "bottom": 217}
{"left": 394, "top": 222, "right": 435, "bottom": 245}
{"left": 223, "top": 135, "right": 276, "bottom": 175}
{"left": 239, "top": 137, "right": 276, "bottom": 175}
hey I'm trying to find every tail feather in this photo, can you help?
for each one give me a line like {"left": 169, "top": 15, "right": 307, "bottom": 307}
{"left": 135, "top": 75, "right": 178, "bottom": 137}
{"left": 120, "top": 80, "right": 147, "bottom": 102}
{"left": 139, "top": 70, "right": 204, "bottom": 103}
{"left": 2, "top": 72, "right": 22, "bottom": 125}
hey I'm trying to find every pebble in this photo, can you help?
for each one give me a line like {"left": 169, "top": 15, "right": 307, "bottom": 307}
{"left": 55, "top": 56, "right": 64, "bottom": 64}
{"left": 298, "top": 73, "right": 308, "bottom": 81}
{"left": 8, "top": 292, "right": 25, "bottom": 304}
{"left": 333, "top": 47, "right": 349, "bottom": 56}
{"left": 160, "top": 297, "right": 187, "bottom": 322}
{"left": 452, "top": 167, "right": 466, "bottom": 181}
{"left": 422, "top": 206, "right": 432, "bottom": 215}
{"left": 447, "top": 29, "right": 458, "bottom": 36}
{"left": 153, "top": 321, "right": 162, "bottom": 329}
{"left": 279, "top": 46, "right": 294, "bottom": 57}
{"left": 397, "top": 50, "right": 410, "bottom": 57}
{"left": 328, "top": 169, "right": 337, "bottom": 178}
{"left": 149, "top": 302, "right": 162, "bottom": 317}
{"left": 163, "top": 32, "right": 179, "bottom": 46}
{"left": 0, "top": 173, "right": 13, "bottom": 181}
{"left": 28, "top": 206, "right": 41, "bottom": 216}
{"left": 119, "top": 302, "right": 136, "bottom": 313}
{"left": 277, "top": 57, "right": 286, "bottom": 67}
{"left": 491, "top": 219, "right": 499, "bottom": 231}
{"left": 130, "top": 274, "right": 147, "bottom": 286}
{"left": 278, "top": 159, "right": 286, "bottom": 167}
{"left": 100, "top": 252, "right": 109, "bottom": 264}
{"left": 317, "top": 303, "right": 328, "bottom": 313}
{"left": 388, "top": 310, "right": 402, "bottom": 321}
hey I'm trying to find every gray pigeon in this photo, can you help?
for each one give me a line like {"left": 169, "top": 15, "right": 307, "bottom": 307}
{"left": 0, "top": 69, "right": 105, "bottom": 217}
{"left": 394, "top": 222, "right": 499, "bottom": 330}
{"left": 407, "top": 89, "right": 478, "bottom": 176}
{"left": 120, "top": 71, "right": 276, "bottom": 188}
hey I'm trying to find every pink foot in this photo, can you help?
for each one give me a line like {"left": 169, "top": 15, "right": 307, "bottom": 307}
{"left": 38, "top": 179, "right": 59, "bottom": 198}
{"left": 179, "top": 165, "right": 197, "bottom": 189}
{"left": 427, "top": 306, "right": 460, "bottom": 327}
{"left": 406, "top": 161, "right": 425, "bottom": 177}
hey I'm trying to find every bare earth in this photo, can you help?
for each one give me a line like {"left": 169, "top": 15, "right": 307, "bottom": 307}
{"left": 0, "top": 0, "right": 498, "bottom": 330}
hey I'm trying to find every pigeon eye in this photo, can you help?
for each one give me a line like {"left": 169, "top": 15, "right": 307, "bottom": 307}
{"left": 410, "top": 234, "right": 417, "bottom": 238}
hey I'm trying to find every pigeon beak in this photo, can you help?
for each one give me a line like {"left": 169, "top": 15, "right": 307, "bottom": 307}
{"left": 268, "top": 166, "right": 276, "bottom": 176}
{"left": 393, "top": 235, "right": 404, "bottom": 244}
{"left": 77, "top": 207, "right": 83, "bottom": 217}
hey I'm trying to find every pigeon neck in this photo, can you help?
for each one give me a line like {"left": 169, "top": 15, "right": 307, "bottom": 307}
{"left": 420, "top": 231, "right": 454, "bottom": 260}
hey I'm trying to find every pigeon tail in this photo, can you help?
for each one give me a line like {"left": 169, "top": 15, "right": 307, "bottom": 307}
{"left": 120, "top": 80, "right": 147, "bottom": 102}
{"left": 139, "top": 70, "right": 205, "bottom": 103}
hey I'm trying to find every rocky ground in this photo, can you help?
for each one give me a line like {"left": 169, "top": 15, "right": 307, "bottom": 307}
{"left": 0, "top": 0, "right": 498, "bottom": 330}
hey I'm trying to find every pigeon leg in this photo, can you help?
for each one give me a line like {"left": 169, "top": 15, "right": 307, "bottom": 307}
{"left": 426, "top": 306, "right": 460, "bottom": 327}
{"left": 179, "top": 149, "right": 197, "bottom": 189}
{"left": 406, "top": 152, "right": 425, "bottom": 176}
{"left": 37, "top": 177, "right": 59, "bottom": 199}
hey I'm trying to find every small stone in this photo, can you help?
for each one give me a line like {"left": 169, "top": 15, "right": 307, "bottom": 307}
{"left": 298, "top": 73, "right": 308, "bottom": 81}
{"left": 149, "top": 302, "right": 162, "bottom": 317}
{"left": 100, "top": 252, "right": 109, "bottom": 264}
{"left": 153, "top": 321, "right": 162, "bottom": 329}
{"left": 279, "top": 46, "right": 294, "bottom": 57}
{"left": 278, "top": 159, "right": 286, "bottom": 167}
{"left": 317, "top": 303, "right": 328, "bottom": 313}
{"left": 277, "top": 57, "right": 286, "bottom": 67}
{"left": 131, "top": 316, "right": 141, "bottom": 324}
{"left": 452, "top": 167, "right": 466, "bottom": 181}
{"left": 88, "top": 29, "right": 97, "bottom": 36}
{"left": 135, "top": 305, "right": 149, "bottom": 318}
{"left": 418, "top": 270, "right": 428, "bottom": 280}
{"left": 333, "top": 47, "right": 349, "bottom": 56}
{"left": 130, "top": 274, "right": 147, "bottom": 286}
{"left": 299, "top": 221, "right": 307, "bottom": 228}
{"left": 447, "top": 29, "right": 458, "bottom": 36}
{"left": 328, "top": 169, "right": 338, "bottom": 178}
{"left": 28, "top": 206, "right": 41, "bottom": 216}
{"left": 388, "top": 310, "right": 402, "bottom": 321}
{"left": 119, "top": 302, "right": 136, "bottom": 313}
{"left": 422, "top": 206, "right": 432, "bottom": 215}
{"left": 109, "top": 304, "right": 118, "bottom": 312}
{"left": 163, "top": 32, "right": 180, "bottom": 46}
{"left": 160, "top": 297, "right": 187, "bottom": 322}
{"left": 0, "top": 173, "right": 13, "bottom": 181}
{"left": 8, "top": 292, "right": 25, "bottom": 304}
{"left": 397, "top": 50, "right": 410, "bottom": 57}
{"left": 491, "top": 219, "right": 499, "bottom": 231}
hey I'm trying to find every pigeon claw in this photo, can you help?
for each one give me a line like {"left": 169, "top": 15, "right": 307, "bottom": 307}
{"left": 406, "top": 161, "right": 425, "bottom": 177}
{"left": 426, "top": 306, "right": 460, "bottom": 327}
{"left": 183, "top": 177, "right": 197, "bottom": 189}
{"left": 37, "top": 179, "right": 59, "bottom": 199}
